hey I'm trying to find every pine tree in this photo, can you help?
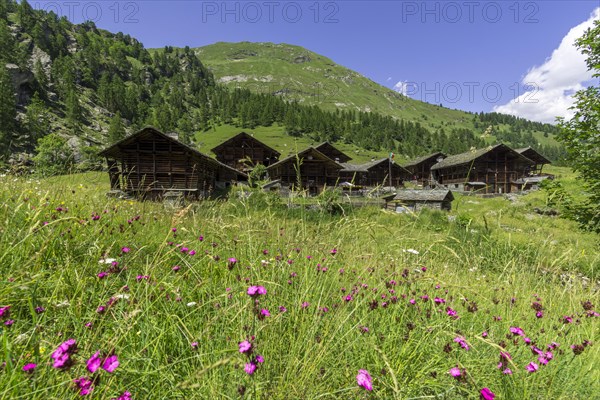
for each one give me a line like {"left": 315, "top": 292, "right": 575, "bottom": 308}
{"left": 107, "top": 111, "right": 125, "bottom": 144}
{"left": 0, "top": 65, "right": 16, "bottom": 154}
{"left": 65, "top": 85, "right": 81, "bottom": 132}
{"left": 26, "top": 92, "right": 51, "bottom": 143}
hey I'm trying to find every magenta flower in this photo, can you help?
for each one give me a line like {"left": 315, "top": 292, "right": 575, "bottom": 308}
{"left": 102, "top": 355, "right": 119, "bottom": 373}
{"left": 356, "top": 369, "right": 373, "bottom": 391}
{"left": 255, "top": 355, "right": 265, "bottom": 363}
{"left": 330, "top": 248, "right": 337, "bottom": 255}
{"left": 482, "top": 331, "right": 488, "bottom": 338}
{"left": 279, "top": 306, "right": 287, "bottom": 313}
{"left": 525, "top": 362, "right": 539, "bottom": 373}
{"left": 454, "top": 336, "right": 470, "bottom": 351}
{"left": 434, "top": 297, "right": 446, "bottom": 304}
{"left": 51, "top": 339, "right": 77, "bottom": 369}
{"left": 97, "top": 272, "right": 108, "bottom": 279}
{"left": 172, "top": 265, "right": 180, "bottom": 272}
{"left": 112, "top": 391, "right": 132, "bottom": 400}
{"left": 239, "top": 341, "right": 252, "bottom": 354}
{"left": 227, "top": 258, "right": 237, "bottom": 269}
{"left": 509, "top": 326, "right": 524, "bottom": 336}
{"left": 260, "top": 308, "right": 271, "bottom": 317}
{"left": 0, "top": 306, "right": 10, "bottom": 318}
{"left": 73, "top": 376, "right": 94, "bottom": 395}
{"left": 247, "top": 286, "right": 267, "bottom": 296}
{"left": 446, "top": 307, "right": 458, "bottom": 318}
{"left": 502, "top": 368, "right": 513, "bottom": 375}
{"left": 449, "top": 367, "right": 462, "bottom": 378}
{"left": 191, "top": 342, "right": 198, "bottom": 349}
{"left": 121, "top": 247, "right": 130, "bottom": 253}
{"left": 86, "top": 351, "right": 102, "bottom": 373}
{"left": 301, "top": 302, "right": 310, "bottom": 309}
{"left": 189, "top": 250, "right": 196, "bottom": 256}
{"left": 480, "top": 387, "right": 495, "bottom": 400}
{"left": 22, "top": 363, "right": 37, "bottom": 373}
{"left": 244, "top": 362, "right": 257, "bottom": 375}
{"left": 4, "top": 319, "right": 14, "bottom": 326}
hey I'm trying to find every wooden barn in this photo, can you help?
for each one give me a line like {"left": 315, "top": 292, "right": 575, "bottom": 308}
{"left": 266, "top": 147, "right": 342, "bottom": 194}
{"left": 515, "top": 147, "right": 552, "bottom": 175}
{"left": 211, "top": 132, "right": 280, "bottom": 172}
{"left": 99, "top": 127, "right": 246, "bottom": 199}
{"left": 340, "top": 158, "right": 404, "bottom": 187}
{"left": 385, "top": 189, "right": 454, "bottom": 212}
{"left": 402, "top": 152, "right": 446, "bottom": 187}
{"left": 314, "top": 142, "right": 353, "bottom": 163}
{"left": 430, "top": 144, "right": 534, "bottom": 194}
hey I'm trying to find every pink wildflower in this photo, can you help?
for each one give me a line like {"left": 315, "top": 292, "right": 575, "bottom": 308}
{"left": 73, "top": 376, "right": 94, "bottom": 396}
{"left": 449, "top": 367, "right": 462, "bottom": 378}
{"left": 525, "top": 362, "right": 539, "bottom": 373}
{"left": 356, "top": 369, "right": 373, "bottom": 391}
{"left": 244, "top": 362, "right": 257, "bottom": 375}
{"left": 480, "top": 388, "right": 495, "bottom": 400}
{"left": 239, "top": 341, "right": 252, "bottom": 354}
{"left": 102, "top": 355, "right": 119, "bottom": 373}
{"left": 86, "top": 351, "right": 102, "bottom": 373}
{"left": 22, "top": 363, "right": 37, "bottom": 373}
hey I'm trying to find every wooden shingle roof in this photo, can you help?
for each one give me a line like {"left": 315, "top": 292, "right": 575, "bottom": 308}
{"left": 99, "top": 126, "right": 247, "bottom": 178}
{"left": 515, "top": 147, "right": 551, "bottom": 165}
{"left": 210, "top": 132, "right": 281, "bottom": 157}
{"left": 392, "top": 189, "right": 454, "bottom": 202}
{"left": 403, "top": 152, "right": 446, "bottom": 168}
{"left": 314, "top": 142, "right": 352, "bottom": 163}
{"left": 430, "top": 144, "right": 533, "bottom": 170}
{"left": 266, "top": 147, "right": 343, "bottom": 170}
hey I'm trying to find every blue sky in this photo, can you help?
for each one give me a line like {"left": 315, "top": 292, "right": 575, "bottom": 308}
{"left": 33, "top": 1, "right": 600, "bottom": 122}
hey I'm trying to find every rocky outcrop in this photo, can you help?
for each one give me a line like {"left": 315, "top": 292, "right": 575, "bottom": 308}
{"left": 5, "top": 63, "right": 35, "bottom": 105}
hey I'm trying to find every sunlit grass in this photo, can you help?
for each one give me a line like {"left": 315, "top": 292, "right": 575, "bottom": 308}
{"left": 0, "top": 172, "right": 598, "bottom": 399}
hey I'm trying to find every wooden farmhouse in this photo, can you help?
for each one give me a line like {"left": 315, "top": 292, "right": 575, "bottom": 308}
{"left": 266, "top": 147, "right": 342, "bottom": 194}
{"left": 402, "top": 152, "right": 446, "bottom": 187}
{"left": 385, "top": 189, "right": 454, "bottom": 212}
{"left": 430, "top": 144, "right": 534, "bottom": 194}
{"left": 515, "top": 147, "right": 552, "bottom": 175}
{"left": 211, "top": 132, "right": 281, "bottom": 172}
{"left": 99, "top": 127, "right": 246, "bottom": 199}
{"left": 340, "top": 158, "right": 404, "bottom": 187}
{"left": 314, "top": 142, "right": 353, "bottom": 163}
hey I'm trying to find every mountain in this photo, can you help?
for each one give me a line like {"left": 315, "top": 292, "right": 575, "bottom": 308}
{"left": 0, "top": 0, "right": 565, "bottom": 171}
{"left": 195, "top": 42, "right": 563, "bottom": 150}
{"left": 196, "top": 42, "right": 477, "bottom": 130}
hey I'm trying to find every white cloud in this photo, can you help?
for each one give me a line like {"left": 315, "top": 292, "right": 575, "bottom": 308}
{"left": 494, "top": 8, "right": 600, "bottom": 123}
{"left": 393, "top": 80, "right": 412, "bottom": 95}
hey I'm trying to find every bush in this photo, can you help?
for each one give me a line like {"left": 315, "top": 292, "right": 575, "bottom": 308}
{"left": 32, "top": 133, "right": 75, "bottom": 175}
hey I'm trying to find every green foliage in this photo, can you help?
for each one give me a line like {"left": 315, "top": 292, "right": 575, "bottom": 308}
{"left": 0, "top": 64, "right": 16, "bottom": 154}
{"left": 556, "top": 20, "right": 600, "bottom": 232}
{"left": 33, "top": 133, "right": 75, "bottom": 175}
{"left": 25, "top": 92, "right": 51, "bottom": 143}
{"left": 318, "top": 187, "right": 344, "bottom": 214}
{"left": 248, "top": 164, "right": 268, "bottom": 188}
{"left": 107, "top": 111, "right": 125, "bottom": 144}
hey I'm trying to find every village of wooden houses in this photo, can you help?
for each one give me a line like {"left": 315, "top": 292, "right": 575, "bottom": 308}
{"left": 99, "top": 126, "right": 553, "bottom": 212}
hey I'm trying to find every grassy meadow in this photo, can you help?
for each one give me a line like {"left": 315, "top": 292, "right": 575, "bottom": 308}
{"left": 0, "top": 169, "right": 598, "bottom": 399}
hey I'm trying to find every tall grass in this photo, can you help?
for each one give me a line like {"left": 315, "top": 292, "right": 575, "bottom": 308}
{"left": 0, "top": 172, "right": 598, "bottom": 399}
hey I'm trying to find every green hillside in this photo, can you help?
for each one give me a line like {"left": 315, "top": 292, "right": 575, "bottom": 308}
{"left": 195, "top": 42, "right": 563, "bottom": 155}
{"left": 196, "top": 42, "right": 475, "bottom": 131}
